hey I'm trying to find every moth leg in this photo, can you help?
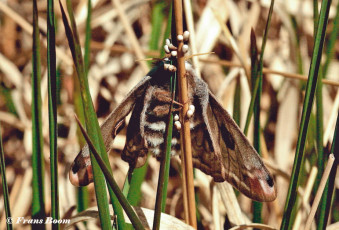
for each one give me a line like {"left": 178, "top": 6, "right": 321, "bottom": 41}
{"left": 154, "top": 91, "right": 183, "bottom": 107}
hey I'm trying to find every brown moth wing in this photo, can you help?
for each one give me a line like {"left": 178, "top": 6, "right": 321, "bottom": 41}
{"left": 121, "top": 86, "right": 152, "bottom": 168}
{"left": 191, "top": 75, "right": 276, "bottom": 202}
{"left": 69, "top": 76, "right": 152, "bottom": 186}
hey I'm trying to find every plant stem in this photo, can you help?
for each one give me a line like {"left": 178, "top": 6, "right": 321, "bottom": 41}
{"left": 173, "top": 0, "right": 197, "bottom": 228}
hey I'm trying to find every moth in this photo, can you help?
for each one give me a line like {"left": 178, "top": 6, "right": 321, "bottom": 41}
{"left": 70, "top": 59, "right": 277, "bottom": 202}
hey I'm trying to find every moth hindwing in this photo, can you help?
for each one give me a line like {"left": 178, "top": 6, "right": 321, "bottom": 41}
{"left": 70, "top": 60, "right": 277, "bottom": 202}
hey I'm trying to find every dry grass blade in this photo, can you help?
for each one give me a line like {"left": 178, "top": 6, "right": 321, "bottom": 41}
{"left": 183, "top": 0, "right": 201, "bottom": 78}
{"left": 304, "top": 154, "right": 335, "bottom": 230}
{"left": 216, "top": 183, "right": 246, "bottom": 226}
{"left": 229, "top": 223, "right": 277, "bottom": 230}
{"left": 292, "top": 167, "right": 318, "bottom": 230}
{"left": 199, "top": 58, "right": 339, "bottom": 87}
{"left": 212, "top": 8, "right": 249, "bottom": 79}
{"left": 65, "top": 206, "right": 195, "bottom": 230}
{"left": 110, "top": 0, "right": 148, "bottom": 73}
{"left": 0, "top": 2, "right": 72, "bottom": 65}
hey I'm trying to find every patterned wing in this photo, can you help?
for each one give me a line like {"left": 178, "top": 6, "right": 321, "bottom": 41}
{"left": 69, "top": 76, "right": 151, "bottom": 186}
{"left": 121, "top": 89, "right": 149, "bottom": 168}
{"left": 191, "top": 76, "right": 276, "bottom": 202}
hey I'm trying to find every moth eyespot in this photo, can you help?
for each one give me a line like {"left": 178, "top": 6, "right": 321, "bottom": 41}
{"left": 166, "top": 39, "right": 171, "bottom": 46}
{"left": 171, "top": 51, "right": 177, "bottom": 57}
{"left": 183, "top": 31, "right": 190, "bottom": 41}
{"left": 189, "top": 105, "right": 195, "bottom": 113}
{"left": 182, "top": 44, "right": 189, "bottom": 53}
{"left": 177, "top": 34, "right": 183, "bottom": 41}
{"left": 266, "top": 175, "right": 274, "bottom": 187}
{"left": 187, "top": 109, "right": 194, "bottom": 118}
{"left": 164, "top": 45, "right": 170, "bottom": 54}
{"left": 174, "top": 114, "right": 179, "bottom": 121}
{"left": 174, "top": 121, "right": 181, "bottom": 130}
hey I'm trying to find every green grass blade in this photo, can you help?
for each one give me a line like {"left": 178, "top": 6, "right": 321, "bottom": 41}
{"left": 318, "top": 110, "right": 338, "bottom": 229}
{"left": 74, "top": 0, "right": 91, "bottom": 216}
{"left": 290, "top": 16, "right": 304, "bottom": 76}
{"left": 84, "top": 0, "right": 91, "bottom": 75}
{"left": 322, "top": 0, "right": 339, "bottom": 78}
{"left": 153, "top": 69, "right": 176, "bottom": 230}
{"left": 250, "top": 28, "right": 263, "bottom": 226}
{"left": 280, "top": 0, "right": 333, "bottom": 229}
{"left": 125, "top": 162, "right": 148, "bottom": 204}
{"left": 149, "top": 1, "right": 166, "bottom": 52}
{"left": 0, "top": 85, "right": 18, "bottom": 117}
{"left": 160, "top": 5, "right": 173, "bottom": 58}
{"left": 244, "top": 0, "right": 275, "bottom": 136}
{"left": 75, "top": 117, "right": 145, "bottom": 230}
{"left": 123, "top": 4, "right": 173, "bottom": 210}
{"left": 74, "top": 72, "right": 89, "bottom": 213}
{"left": 32, "top": 1, "right": 46, "bottom": 228}
{"left": 80, "top": 1, "right": 126, "bottom": 226}
{"left": 47, "top": 0, "right": 59, "bottom": 228}
{"left": 245, "top": 1, "right": 275, "bottom": 224}
{"left": 59, "top": 2, "right": 113, "bottom": 229}
{"left": 313, "top": 1, "right": 326, "bottom": 225}
{"left": 0, "top": 123, "right": 12, "bottom": 230}
{"left": 81, "top": 0, "right": 125, "bottom": 226}
{"left": 233, "top": 77, "right": 241, "bottom": 126}
{"left": 122, "top": 0, "right": 169, "bottom": 206}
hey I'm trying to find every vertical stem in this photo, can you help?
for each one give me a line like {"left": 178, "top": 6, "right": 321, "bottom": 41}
{"left": 32, "top": 1, "right": 45, "bottom": 228}
{"left": 0, "top": 125, "right": 12, "bottom": 230}
{"left": 47, "top": 0, "right": 59, "bottom": 229}
{"left": 173, "top": 0, "right": 197, "bottom": 228}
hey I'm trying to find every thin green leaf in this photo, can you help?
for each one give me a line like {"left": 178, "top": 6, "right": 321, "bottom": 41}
{"left": 290, "top": 16, "right": 304, "bottom": 76}
{"left": 75, "top": 116, "right": 145, "bottom": 230}
{"left": 47, "top": 0, "right": 59, "bottom": 228}
{"left": 250, "top": 29, "right": 263, "bottom": 226}
{"left": 0, "top": 123, "right": 12, "bottom": 230}
{"left": 123, "top": 5, "right": 173, "bottom": 210}
{"left": 74, "top": 74, "right": 89, "bottom": 213}
{"left": 280, "top": 0, "right": 333, "bottom": 228}
{"left": 0, "top": 84, "right": 18, "bottom": 116}
{"left": 160, "top": 5, "right": 173, "bottom": 58}
{"left": 313, "top": 0, "right": 325, "bottom": 225}
{"left": 73, "top": 0, "right": 91, "bottom": 215}
{"left": 84, "top": 0, "right": 91, "bottom": 75}
{"left": 233, "top": 77, "right": 241, "bottom": 126}
{"left": 32, "top": 1, "right": 46, "bottom": 228}
{"left": 153, "top": 68, "right": 176, "bottom": 230}
{"left": 59, "top": 1, "right": 114, "bottom": 229}
{"left": 244, "top": 0, "right": 275, "bottom": 136}
{"left": 125, "top": 161, "right": 148, "bottom": 204}
{"left": 149, "top": 1, "right": 166, "bottom": 52}
{"left": 322, "top": 0, "right": 339, "bottom": 78}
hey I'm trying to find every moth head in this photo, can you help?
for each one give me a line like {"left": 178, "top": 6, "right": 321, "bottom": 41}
{"left": 147, "top": 58, "right": 175, "bottom": 83}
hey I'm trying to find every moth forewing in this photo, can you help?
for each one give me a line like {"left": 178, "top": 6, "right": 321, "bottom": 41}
{"left": 207, "top": 93, "right": 276, "bottom": 202}
{"left": 185, "top": 65, "right": 276, "bottom": 202}
{"left": 69, "top": 75, "right": 152, "bottom": 186}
